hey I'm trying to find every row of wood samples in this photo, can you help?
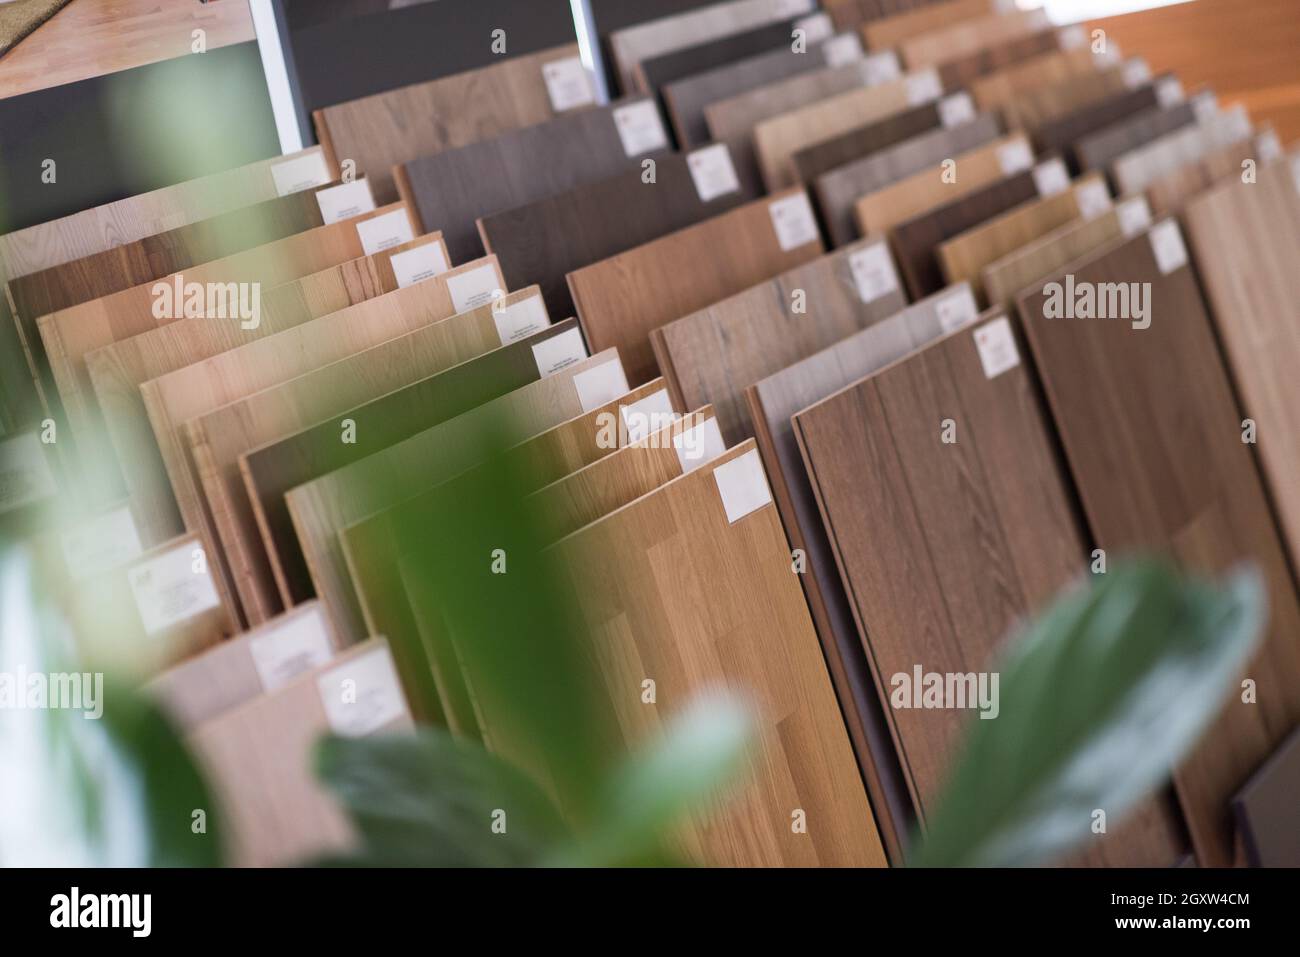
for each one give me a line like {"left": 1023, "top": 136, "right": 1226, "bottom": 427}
{"left": 569, "top": 187, "right": 825, "bottom": 386}
{"left": 790, "top": 96, "right": 953, "bottom": 188}
{"left": 1113, "top": 104, "right": 1253, "bottom": 195}
{"left": 1014, "top": 220, "right": 1300, "bottom": 868}
{"left": 1075, "top": 95, "right": 1200, "bottom": 172}
{"left": 1143, "top": 128, "right": 1280, "bottom": 217}
{"left": 898, "top": 7, "right": 1050, "bottom": 70}
{"left": 821, "top": 0, "right": 954, "bottom": 33}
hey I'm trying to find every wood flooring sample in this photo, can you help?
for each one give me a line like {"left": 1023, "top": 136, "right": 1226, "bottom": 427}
{"left": 861, "top": 0, "right": 998, "bottom": 50}
{"left": 791, "top": 98, "right": 944, "bottom": 189}
{"left": 1074, "top": 99, "right": 1198, "bottom": 172}
{"left": 936, "top": 26, "right": 1063, "bottom": 93}
{"left": 898, "top": 8, "right": 1050, "bottom": 69}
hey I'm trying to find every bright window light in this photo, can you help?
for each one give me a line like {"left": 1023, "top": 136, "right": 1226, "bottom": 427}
{"left": 1019, "top": 0, "right": 1199, "bottom": 24}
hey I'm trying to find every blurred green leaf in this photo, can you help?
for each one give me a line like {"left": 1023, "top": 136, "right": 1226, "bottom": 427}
{"left": 914, "top": 560, "right": 1264, "bottom": 868}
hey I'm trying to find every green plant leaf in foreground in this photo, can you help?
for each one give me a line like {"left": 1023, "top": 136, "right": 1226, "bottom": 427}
{"left": 913, "top": 560, "right": 1265, "bottom": 868}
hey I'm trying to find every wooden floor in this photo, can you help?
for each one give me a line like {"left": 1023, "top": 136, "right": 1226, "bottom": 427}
{"left": 0, "top": 0, "right": 254, "bottom": 99}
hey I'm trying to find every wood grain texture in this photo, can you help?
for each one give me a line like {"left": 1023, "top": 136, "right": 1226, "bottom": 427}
{"left": 1184, "top": 158, "right": 1300, "bottom": 578}
{"left": 816, "top": 114, "right": 1002, "bottom": 246}
{"left": 823, "top": 0, "right": 950, "bottom": 32}
{"left": 745, "top": 285, "right": 980, "bottom": 864}
{"left": 1113, "top": 105, "right": 1252, "bottom": 196}
{"left": 650, "top": 237, "right": 909, "bottom": 444}
{"left": 312, "top": 44, "right": 581, "bottom": 204}
{"left": 1144, "top": 133, "right": 1267, "bottom": 217}
{"left": 970, "top": 47, "right": 1107, "bottom": 114}
{"left": 937, "top": 172, "right": 1109, "bottom": 298}
{"left": 1074, "top": 100, "right": 1197, "bottom": 172}
{"left": 998, "top": 62, "right": 1130, "bottom": 133}
{"left": 187, "top": 639, "right": 412, "bottom": 868}
{"left": 478, "top": 144, "right": 762, "bottom": 322}
{"left": 936, "top": 27, "right": 1062, "bottom": 92}
{"left": 186, "top": 272, "right": 523, "bottom": 628}
{"left": 1034, "top": 83, "right": 1160, "bottom": 168}
{"left": 397, "top": 98, "right": 671, "bottom": 266}
{"left": 898, "top": 8, "right": 1050, "bottom": 70}
{"left": 794, "top": 309, "right": 1186, "bottom": 865}
{"left": 543, "top": 439, "right": 888, "bottom": 866}
{"left": 791, "top": 99, "right": 943, "bottom": 190}
{"left": 1016, "top": 224, "right": 1300, "bottom": 867}
{"left": 860, "top": 0, "right": 994, "bottom": 49}
{"left": 852, "top": 131, "right": 1032, "bottom": 238}
{"left": 635, "top": 15, "right": 808, "bottom": 96}
{"left": 568, "top": 188, "right": 824, "bottom": 386}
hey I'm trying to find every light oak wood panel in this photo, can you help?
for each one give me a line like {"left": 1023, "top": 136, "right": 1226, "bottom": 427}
{"left": 860, "top": 0, "right": 996, "bottom": 49}
{"left": 998, "top": 61, "right": 1130, "bottom": 133}
{"left": 936, "top": 27, "right": 1063, "bottom": 92}
{"left": 791, "top": 99, "right": 944, "bottom": 189}
{"left": 1016, "top": 223, "right": 1300, "bottom": 867}
{"left": 312, "top": 44, "right": 583, "bottom": 204}
{"left": 1113, "top": 105, "right": 1252, "bottom": 196}
{"left": 1075, "top": 99, "right": 1197, "bottom": 172}
{"left": 816, "top": 113, "right": 1002, "bottom": 246}
{"left": 853, "top": 131, "right": 1032, "bottom": 237}
{"left": 1144, "top": 132, "right": 1271, "bottom": 217}
{"left": 187, "top": 639, "right": 412, "bottom": 868}
{"left": 970, "top": 47, "right": 1106, "bottom": 114}
{"left": 898, "top": 8, "right": 1050, "bottom": 70}
{"left": 1184, "top": 157, "right": 1300, "bottom": 579}
{"left": 650, "top": 237, "right": 909, "bottom": 445}
{"left": 822, "top": 0, "right": 950, "bottom": 32}
{"left": 568, "top": 189, "right": 824, "bottom": 386}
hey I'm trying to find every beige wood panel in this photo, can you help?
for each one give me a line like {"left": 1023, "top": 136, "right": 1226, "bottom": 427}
{"left": 1114, "top": 105, "right": 1253, "bottom": 196}
{"left": 187, "top": 639, "right": 412, "bottom": 868}
{"left": 898, "top": 8, "right": 1050, "bottom": 70}
{"left": 999, "top": 61, "right": 1130, "bottom": 132}
{"left": 970, "top": 47, "right": 1105, "bottom": 113}
{"left": 853, "top": 132, "right": 1031, "bottom": 236}
{"left": 861, "top": 0, "right": 998, "bottom": 50}
{"left": 568, "top": 189, "right": 824, "bottom": 386}
{"left": 1145, "top": 133, "right": 1270, "bottom": 217}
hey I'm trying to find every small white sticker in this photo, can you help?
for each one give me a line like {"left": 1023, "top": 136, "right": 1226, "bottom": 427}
{"left": 905, "top": 69, "right": 942, "bottom": 105}
{"left": 271, "top": 151, "right": 332, "bottom": 197}
{"left": 1256, "top": 129, "right": 1282, "bottom": 163}
{"left": 861, "top": 50, "right": 902, "bottom": 86}
{"left": 1075, "top": 179, "right": 1112, "bottom": 220}
{"left": 794, "top": 13, "right": 833, "bottom": 44}
{"left": 1117, "top": 197, "right": 1153, "bottom": 237}
{"left": 1033, "top": 159, "right": 1071, "bottom": 197}
{"left": 998, "top": 138, "right": 1034, "bottom": 175}
{"left": 355, "top": 209, "right": 415, "bottom": 256}
{"left": 673, "top": 417, "right": 727, "bottom": 472}
{"left": 768, "top": 192, "right": 820, "bottom": 251}
{"left": 1122, "top": 58, "right": 1152, "bottom": 89}
{"left": 621, "top": 390, "right": 676, "bottom": 444}
{"left": 532, "top": 327, "right": 588, "bottom": 377}
{"left": 315, "top": 179, "right": 376, "bottom": 225}
{"left": 1149, "top": 219, "right": 1188, "bottom": 275}
{"left": 61, "top": 505, "right": 143, "bottom": 581}
{"left": 687, "top": 144, "right": 742, "bottom": 203}
{"left": 1156, "top": 77, "right": 1185, "bottom": 109}
{"left": 1192, "top": 92, "right": 1219, "bottom": 123}
{"left": 712, "top": 449, "right": 773, "bottom": 524}
{"left": 774, "top": 0, "right": 816, "bottom": 16}
{"left": 1095, "top": 41, "right": 1122, "bottom": 66}
{"left": 445, "top": 264, "right": 501, "bottom": 313}
{"left": 542, "top": 56, "right": 596, "bottom": 113}
{"left": 249, "top": 605, "right": 335, "bottom": 692}
{"left": 974, "top": 317, "right": 1021, "bottom": 380}
{"left": 390, "top": 241, "right": 449, "bottom": 288}
{"left": 1057, "top": 25, "right": 1087, "bottom": 50}
{"left": 573, "top": 361, "right": 630, "bottom": 413}
{"left": 316, "top": 645, "right": 406, "bottom": 738}
{"left": 0, "top": 432, "right": 57, "bottom": 515}
{"left": 938, "top": 93, "right": 976, "bottom": 129}
{"left": 127, "top": 541, "right": 222, "bottom": 636}
{"left": 613, "top": 100, "right": 669, "bottom": 158}
{"left": 492, "top": 294, "right": 549, "bottom": 344}
{"left": 936, "top": 286, "right": 978, "bottom": 334}
{"left": 821, "top": 33, "right": 864, "bottom": 69}
{"left": 849, "top": 242, "right": 900, "bottom": 303}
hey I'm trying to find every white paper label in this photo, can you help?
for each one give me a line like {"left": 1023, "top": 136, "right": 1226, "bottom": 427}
{"left": 1075, "top": 179, "right": 1112, "bottom": 220}
{"left": 998, "top": 138, "right": 1034, "bottom": 175}
{"left": 794, "top": 13, "right": 833, "bottom": 44}
{"left": 936, "top": 286, "right": 979, "bottom": 334}
{"left": 849, "top": 242, "right": 900, "bottom": 303}
{"left": 939, "top": 93, "right": 976, "bottom": 129}
{"left": 1095, "top": 41, "right": 1122, "bottom": 67}
{"left": 1156, "top": 77, "right": 1185, "bottom": 108}
{"left": 542, "top": 56, "right": 595, "bottom": 112}
{"left": 532, "top": 327, "right": 588, "bottom": 377}
{"left": 573, "top": 361, "right": 630, "bottom": 413}
{"left": 974, "top": 317, "right": 1021, "bottom": 380}
{"left": 1033, "top": 159, "right": 1071, "bottom": 197}
{"left": 317, "top": 645, "right": 406, "bottom": 738}
{"left": 249, "top": 605, "right": 335, "bottom": 692}
{"left": 905, "top": 69, "right": 942, "bottom": 105}
{"left": 1058, "top": 25, "right": 1087, "bottom": 50}
{"left": 0, "top": 432, "right": 57, "bottom": 515}
{"left": 271, "top": 151, "right": 332, "bottom": 197}
{"left": 1149, "top": 219, "right": 1188, "bottom": 275}
{"left": 61, "top": 506, "right": 143, "bottom": 581}
{"left": 861, "top": 50, "right": 901, "bottom": 86}
{"left": 821, "top": 33, "right": 864, "bottom": 69}
{"left": 712, "top": 449, "right": 773, "bottom": 524}
{"left": 445, "top": 264, "right": 501, "bottom": 313}
{"left": 355, "top": 209, "right": 415, "bottom": 256}
{"left": 774, "top": 0, "right": 816, "bottom": 16}
{"left": 1117, "top": 196, "right": 1153, "bottom": 237}
{"left": 613, "top": 101, "right": 669, "bottom": 158}
{"left": 1193, "top": 92, "right": 1219, "bottom": 123}
{"left": 673, "top": 417, "right": 727, "bottom": 472}
{"left": 127, "top": 542, "right": 222, "bottom": 636}
{"left": 1122, "top": 58, "right": 1152, "bottom": 89}
{"left": 769, "top": 193, "right": 819, "bottom": 251}
{"left": 1256, "top": 129, "right": 1282, "bottom": 163}
{"left": 621, "top": 390, "right": 676, "bottom": 444}
{"left": 492, "top": 294, "right": 549, "bottom": 344}
{"left": 315, "top": 179, "right": 376, "bottom": 224}
{"left": 390, "top": 241, "right": 449, "bottom": 288}
{"left": 687, "top": 144, "right": 742, "bottom": 203}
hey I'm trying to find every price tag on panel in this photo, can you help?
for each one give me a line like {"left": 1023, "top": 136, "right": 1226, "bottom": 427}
{"left": 127, "top": 542, "right": 222, "bottom": 637}
{"left": 687, "top": 144, "right": 742, "bottom": 203}
{"left": 317, "top": 645, "right": 407, "bottom": 738}
{"left": 768, "top": 193, "right": 820, "bottom": 251}
{"left": 61, "top": 505, "right": 142, "bottom": 582}
{"left": 938, "top": 93, "right": 975, "bottom": 129}
{"left": 1156, "top": 77, "right": 1185, "bottom": 108}
{"left": 974, "top": 316, "right": 1021, "bottom": 380}
{"left": 271, "top": 151, "right": 332, "bottom": 197}
{"left": 390, "top": 241, "right": 449, "bottom": 288}
{"left": 573, "top": 361, "right": 630, "bottom": 413}
{"left": 1032, "top": 159, "right": 1071, "bottom": 197}
{"left": 446, "top": 264, "right": 501, "bottom": 313}
{"left": 1074, "top": 179, "right": 1112, "bottom": 220}
{"left": 673, "top": 418, "right": 726, "bottom": 473}
{"left": 712, "top": 449, "right": 773, "bottom": 524}
{"left": 998, "top": 138, "right": 1034, "bottom": 175}
{"left": 1117, "top": 197, "right": 1153, "bottom": 237}
{"left": 621, "top": 390, "right": 676, "bottom": 445}
{"left": 905, "top": 69, "right": 942, "bottom": 105}
{"left": 532, "top": 327, "right": 588, "bottom": 377}
{"left": 249, "top": 605, "right": 335, "bottom": 693}
{"left": 1256, "top": 129, "right": 1282, "bottom": 163}
{"left": 936, "top": 287, "right": 978, "bottom": 334}
{"left": 849, "top": 242, "right": 899, "bottom": 304}
{"left": 1192, "top": 92, "right": 1219, "bottom": 123}
{"left": 1057, "top": 25, "right": 1087, "bottom": 50}
{"left": 613, "top": 101, "right": 669, "bottom": 158}
{"left": 0, "top": 432, "right": 57, "bottom": 516}
{"left": 356, "top": 209, "right": 414, "bottom": 256}
{"left": 821, "top": 33, "right": 864, "bottom": 69}
{"left": 861, "top": 50, "right": 901, "bottom": 86}
{"left": 315, "top": 179, "right": 376, "bottom": 224}
{"left": 1149, "top": 220, "right": 1188, "bottom": 276}
{"left": 542, "top": 56, "right": 596, "bottom": 113}
{"left": 1122, "top": 58, "right": 1152, "bottom": 89}
{"left": 774, "top": 0, "right": 817, "bottom": 17}
{"left": 794, "top": 13, "right": 833, "bottom": 44}
{"left": 492, "top": 294, "right": 548, "bottom": 345}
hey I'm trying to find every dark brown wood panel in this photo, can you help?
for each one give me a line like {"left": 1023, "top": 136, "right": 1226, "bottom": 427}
{"left": 1034, "top": 83, "right": 1160, "bottom": 169}
{"left": 791, "top": 99, "right": 944, "bottom": 189}
{"left": 1075, "top": 101, "right": 1197, "bottom": 172}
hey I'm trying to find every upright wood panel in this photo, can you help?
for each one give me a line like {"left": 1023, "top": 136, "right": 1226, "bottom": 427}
{"left": 636, "top": 14, "right": 812, "bottom": 95}
{"left": 823, "top": 0, "right": 948, "bottom": 32}
{"left": 1034, "top": 83, "right": 1161, "bottom": 167}
{"left": 396, "top": 98, "right": 672, "bottom": 265}
{"left": 791, "top": 99, "right": 944, "bottom": 188}
{"left": 970, "top": 48, "right": 1107, "bottom": 114}
{"left": 1144, "top": 135, "right": 1266, "bottom": 217}
{"left": 651, "top": 237, "right": 909, "bottom": 444}
{"left": 1113, "top": 105, "right": 1252, "bottom": 196}
{"left": 568, "top": 189, "right": 825, "bottom": 386}
{"left": 1074, "top": 100, "right": 1197, "bottom": 172}
{"left": 861, "top": 0, "right": 996, "bottom": 49}
{"left": 998, "top": 62, "right": 1130, "bottom": 133}
{"left": 936, "top": 28, "right": 1062, "bottom": 92}
{"left": 1016, "top": 224, "right": 1300, "bottom": 867}
{"left": 898, "top": 9, "right": 1050, "bottom": 69}
{"left": 312, "top": 44, "right": 585, "bottom": 204}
